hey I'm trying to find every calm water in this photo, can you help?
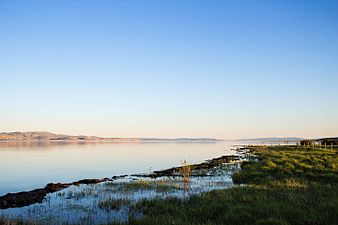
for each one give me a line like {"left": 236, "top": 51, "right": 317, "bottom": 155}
{"left": 1, "top": 165, "right": 241, "bottom": 224}
{"left": 0, "top": 141, "right": 239, "bottom": 196}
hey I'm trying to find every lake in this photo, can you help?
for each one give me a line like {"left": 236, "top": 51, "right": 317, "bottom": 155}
{"left": 0, "top": 141, "right": 240, "bottom": 196}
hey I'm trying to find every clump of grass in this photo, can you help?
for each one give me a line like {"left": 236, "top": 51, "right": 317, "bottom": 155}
{"left": 98, "top": 198, "right": 132, "bottom": 211}
{"left": 178, "top": 160, "right": 193, "bottom": 183}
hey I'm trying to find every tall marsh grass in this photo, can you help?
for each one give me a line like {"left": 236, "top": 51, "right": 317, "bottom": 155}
{"left": 179, "top": 160, "right": 193, "bottom": 183}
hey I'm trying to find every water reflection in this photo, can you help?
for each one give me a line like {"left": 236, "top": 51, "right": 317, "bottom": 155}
{"left": 1, "top": 163, "right": 240, "bottom": 225}
{"left": 0, "top": 141, "right": 142, "bottom": 150}
{"left": 0, "top": 142, "right": 236, "bottom": 195}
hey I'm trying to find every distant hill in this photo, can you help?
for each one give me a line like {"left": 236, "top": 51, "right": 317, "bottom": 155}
{"left": 0, "top": 132, "right": 223, "bottom": 143}
{"left": 0, "top": 132, "right": 137, "bottom": 142}
{"left": 235, "top": 137, "right": 303, "bottom": 142}
{"left": 140, "top": 138, "right": 223, "bottom": 142}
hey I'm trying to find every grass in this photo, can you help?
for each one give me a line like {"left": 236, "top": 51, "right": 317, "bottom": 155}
{"left": 99, "top": 198, "right": 132, "bottom": 211}
{"left": 104, "top": 179, "right": 182, "bottom": 193}
{"left": 233, "top": 146, "right": 338, "bottom": 184}
{"left": 0, "top": 217, "right": 33, "bottom": 225}
{"left": 108, "top": 145, "right": 338, "bottom": 225}
{"left": 179, "top": 160, "right": 193, "bottom": 183}
{"left": 58, "top": 187, "right": 100, "bottom": 200}
{"left": 122, "top": 184, "right": 337, "bottom": 225}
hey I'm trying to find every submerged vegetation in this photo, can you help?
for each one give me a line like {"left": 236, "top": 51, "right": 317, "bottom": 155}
{"left": 0, "top": 217, "right": 33, "bottom": 225}
{"left": 111, "top": 145, "right": 338, "bottom": 225}
{"left": 103, "top": 179, "right": 183, "bottom": 193}
{"left": 99, "top": 198, "right": 132, "bottom": 211}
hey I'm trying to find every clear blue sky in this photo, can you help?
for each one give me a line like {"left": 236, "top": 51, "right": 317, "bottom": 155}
{"left": 1, "top": 0, "right": 337, "bottom": 139}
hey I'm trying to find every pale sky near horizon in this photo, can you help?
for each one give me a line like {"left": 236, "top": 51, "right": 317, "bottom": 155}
{"left": 1, "top": 0, "right": 337, "bottom": 139}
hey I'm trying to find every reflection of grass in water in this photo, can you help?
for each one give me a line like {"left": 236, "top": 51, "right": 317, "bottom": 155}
{"left": 56, "top": 186, "right": 101, "bottom": 200}
{"left": 98, "top": 198, "right": 132, "bottom": 211}
{"left": 104, "top": 179, "right": 182, "bottom": 193}
{"left": 67, "top": 188, "right": 99, "bottom": 200}
{"left": 66, "top": 204, "right": 93, "bottom": 212}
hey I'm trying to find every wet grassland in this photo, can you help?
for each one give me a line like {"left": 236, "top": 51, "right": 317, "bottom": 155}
{"left": 115, "top": 145, "right": 338, "bottom": 225}
{"left": 0, "top": 150, "right": 244, "bottom": 225}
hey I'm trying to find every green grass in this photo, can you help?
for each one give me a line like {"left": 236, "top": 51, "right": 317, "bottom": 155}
{"left": 233, "top": 146, "right": 338, "bottom": 184}
{"left": 109, "top": 146, "right": 338, "bottom": 225}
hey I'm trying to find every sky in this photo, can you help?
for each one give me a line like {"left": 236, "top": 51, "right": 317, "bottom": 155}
{"left": 0, "top": 0, "right": 337, "bottom": 139}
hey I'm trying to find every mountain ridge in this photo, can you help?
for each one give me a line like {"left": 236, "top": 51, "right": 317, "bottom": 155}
{"left": 0, "top": 132, "right": 223, "bottom": 142}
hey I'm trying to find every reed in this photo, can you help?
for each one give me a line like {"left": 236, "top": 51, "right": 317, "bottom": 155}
{"left": 178, "top": 160, "right": 193, "bottom": 183}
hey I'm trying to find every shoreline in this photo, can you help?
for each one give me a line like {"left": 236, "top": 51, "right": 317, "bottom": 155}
{"left": 0, "top": 147, "right": 249, "bottom": 210}
{"left": 1, "top": 145, "right": 336, "bottom": 225}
